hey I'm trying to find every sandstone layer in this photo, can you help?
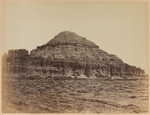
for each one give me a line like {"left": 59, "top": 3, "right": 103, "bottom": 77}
{"left": 2, "top": 31, "right": 145, "bottom": 79}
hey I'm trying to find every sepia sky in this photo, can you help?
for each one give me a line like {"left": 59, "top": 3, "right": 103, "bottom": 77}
{"left": 2, "top": 1, "right": 149, "bottom": 73}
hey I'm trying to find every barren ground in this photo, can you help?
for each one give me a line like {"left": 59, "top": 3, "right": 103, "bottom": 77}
{"left": 2, "top": 74, "right": 149, "bottom": 113}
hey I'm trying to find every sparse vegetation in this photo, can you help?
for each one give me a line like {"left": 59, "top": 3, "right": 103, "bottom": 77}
{"left": 2, "top": 74, "right": 148, "bottom": 113}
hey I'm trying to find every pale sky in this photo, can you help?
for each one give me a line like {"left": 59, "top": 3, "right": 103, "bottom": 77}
{"left": 2, "top": 1, "right": 149, "bottom": 73}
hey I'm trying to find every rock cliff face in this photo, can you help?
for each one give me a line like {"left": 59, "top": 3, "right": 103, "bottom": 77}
{"left": 2, "top": 31, "right": 145, "bottom": 78}
{"left": 2, "top": 49, "right": 30, "bottom": 74}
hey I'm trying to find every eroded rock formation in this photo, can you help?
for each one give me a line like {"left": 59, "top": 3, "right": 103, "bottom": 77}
{"left": 2, "top": 31, "right": 145, "bottom": 78}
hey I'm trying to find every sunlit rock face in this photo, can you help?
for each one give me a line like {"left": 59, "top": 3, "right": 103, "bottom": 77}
{"left": 3, "top": 31, "right": 145, "bottom": 78}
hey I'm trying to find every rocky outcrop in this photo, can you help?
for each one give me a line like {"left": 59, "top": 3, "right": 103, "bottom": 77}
{"left": 2, "top": 49, "right": 30, "bottom": 74}
{"left": 2, "top": 31, "right": 145, "bottom": 78}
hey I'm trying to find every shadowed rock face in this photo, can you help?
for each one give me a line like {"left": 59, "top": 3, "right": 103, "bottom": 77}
{"left": 2, "top": 31, "right": 145, "bottom": 78}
